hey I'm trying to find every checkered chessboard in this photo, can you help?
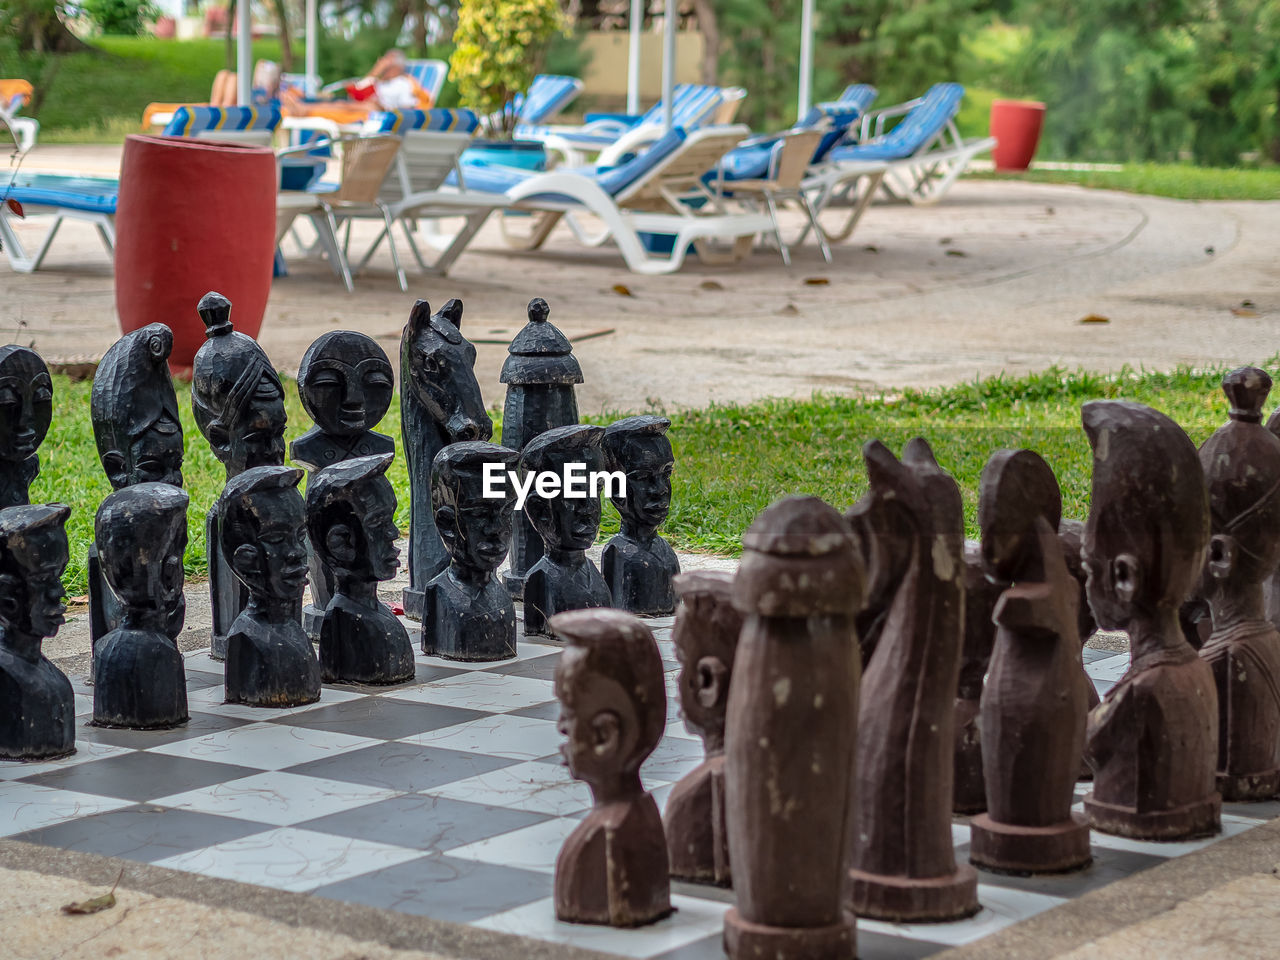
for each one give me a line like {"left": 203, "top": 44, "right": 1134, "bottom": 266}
{"left": 3, "top": 619, "right": 1276, "bottom": 960}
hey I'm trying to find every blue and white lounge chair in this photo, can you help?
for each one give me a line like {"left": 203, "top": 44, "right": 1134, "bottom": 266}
{"left": 162, "top": 104, "right": 281, "bottom": 144}
{"left": 0, "top": 174, "right": 116, "bottom": 273}
{"left": 518, "top": 83, "right": 727, "bottom": 167}
{"left": 514, "top": 75, "right": 584, "bottom": 125}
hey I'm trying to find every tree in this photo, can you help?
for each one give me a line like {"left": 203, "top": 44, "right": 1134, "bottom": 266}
{"left": 2, "top": 0, "right": 88, "bottom": 52}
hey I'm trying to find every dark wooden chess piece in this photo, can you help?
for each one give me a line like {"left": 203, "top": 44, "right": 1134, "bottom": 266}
{"left": 601, "top": 416, "right": 679, "bottom": 615}
{"left": 1195, "top": 368, "right": 1280, "bottom": 801}
{"left": 847, "top": 439, "right": 979, "bottom": 922}
{"left": 423, "top": 441, "right": 519, "bottom": 661}
{"left": 500, "top": 298, "right": 583, "bottom": 599}
{"left": 1081, "top": 400, "right": 1220, "bottom": 839}
{"left": 0, "top": 345, "right": 53, "bottom": 509}
{"left": 88, "top": 323, "right": 184, "bottom": 674}
{"left": 953, "top": 542, "right": 1000, "bottom": 815}
{"left": 969, "top": 450, "right": 1091, "bottom": 874}
{"left": 521, "top": 424, "right": 612, "bottom": 638}
{"left": 1059, "top": 517, "right": 1101, "bottom": 781}
{"left": 400, "top": 299, "right": 493, "bottom": 622}
{"left": 722, "top": 496, "right": 861, "bottom": 959}
{"left": 306, "top": 453, "right": 414, "bottom": 685}
{"left": 92, "top": 483, "right": 190, "bottom": 729}
{"left": 0, "top": 503, "right": 75, "bottom": 759}
{"left": 191, "top": 292, "right": 288, "bottom": 660}
{"left": 1263, "top": 406, "right": 1280, "bottom": 632}
{"left": 291, "top": 331, "right": 395, "bottom": 641}
{"left": 551, "top": 607, "right": 671, "bottom": 926}
{"left": 663, "top": 570, "right": 742, "bottom": 887}
{"left": 218, "top": 465, "right": 322, "bottom": 707}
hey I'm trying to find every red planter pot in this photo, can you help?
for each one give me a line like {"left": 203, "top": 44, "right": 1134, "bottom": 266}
{"left": 989, "top": 100, "right": 1046, "bottom": 172}
{"left": 114, "top": 134, "right": 277, "bottom": 376}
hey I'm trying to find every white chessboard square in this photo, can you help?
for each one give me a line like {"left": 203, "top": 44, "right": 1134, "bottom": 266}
{"left": 185, "top": 684, "right": 363, "bottom": 720}
{"left": 423, "top": 760, "right": 591, "bottom": 817}
{"left": 445, "top": 816, "right": 582, "bottom": 874}
{"left": 0, "top": 781, "right": 136, "bottom": 836}
{"left": 0, "top": 740, "right": 133, "bottom": 780}
{"left": 1084, "top": 813, "right": 1257, "bottom": 859}
{"left": 398, "top": 712, "right": 560, "bottom": 761}
{"left": 387, "top": 672, "right": 556, "bottom": 713}
{"left": 1084, "top": 654, "right": 1131, "bottom": 684}
{"left": 151, "top": 770, "right": 402, "bottom": 826}
{"left": 150, "top": 722, "right": 382, "bottom": 770}
{"left": 860, "top": 885, "right": 1068, "bottom": 947}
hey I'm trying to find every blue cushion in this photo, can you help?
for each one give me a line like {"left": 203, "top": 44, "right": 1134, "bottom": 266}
{"left": 828, "top": 83, "right": 964, "bottom": 162}
{"left": 163, "top": 105, "right": 281, "bottom": 137}
{"left": 367, "top": 107, "right": 481, "bottom": 134}
{"left": 7, "top": 174, "right": 118, "bottom": 215}
{"left": 518, "top": 75, "right": 582, "bottom": 123}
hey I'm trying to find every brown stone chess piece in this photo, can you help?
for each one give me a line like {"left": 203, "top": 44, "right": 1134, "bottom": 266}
{"left": 1081, "top": 400, "right": 1220, "bottom": 839}
{"left": 1195, "top": 368, "right": 1280, "bottom": 801}
{"left": 847, "top": 439, "right": 979, "bottom": 922}
{"left": 953, "top": 542, "right": 1000, "bottom": 815}
{"left": 969, "top": 450, "right": 1091, "bottom": 874}
{"left": 723, "top": 496, "right": 862, "bottom": 960}
{"left": 551, "top": 608, "right": 671, "bottom": 927}
{"left": 662, "top": 570, "right": 742, "bottom": 886}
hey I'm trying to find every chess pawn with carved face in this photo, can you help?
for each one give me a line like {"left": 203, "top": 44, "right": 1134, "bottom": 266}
{"left": 92, "top": 483, "right": 190, "bottom": 729}
{"left": 219, "top": 466, "right": 321, "bottom": 707}
{"left": 0, "top": 503, "right": 75, "bottom": 759}
{"left": 601, "top": 416, "right": 680, "bottom": 616}
{"left": 552, "top": 608, "right": 672, "bottom": 926}
{"left": 306, "top": 453, "right": 414, "bottom": 685}
{"left": 663, "top": 570, "right": 742, "bottom": 886}
{"left": 424, "top": 441, "right": 520, "bottom": 662}
{"left": 521, "top": 424, "right": 612, "bottom": 639}
{"left": 0, "top": 345, "right": 53, "bottom": 509}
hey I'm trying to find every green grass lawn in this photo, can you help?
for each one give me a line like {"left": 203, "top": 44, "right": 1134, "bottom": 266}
{"left": 976, "top": 164, "right": 1280, "bottom": 202}
{"left": 38, "top": 360, "right": 1252, "bottom": 596}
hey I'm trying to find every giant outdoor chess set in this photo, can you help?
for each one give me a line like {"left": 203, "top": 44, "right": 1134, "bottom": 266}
{"left": 4, "top": 291, "right": 1280, "bottom": 959}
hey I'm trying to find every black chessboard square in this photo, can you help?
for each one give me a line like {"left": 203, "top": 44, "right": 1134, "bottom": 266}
{"left": 77, "top": 711, "right": 253, "bottom": 749}
{"left": 19, "top": 751, "right": 260, "bottom": 802}
{"left": 483, "top": 654, "right": 561, "bottom": 681}
{"left": 271, "top": 696, "right": 486, "bottom": 741}
{"left": 282, "top": 741, "right": 519, "bottom": 793}
{"left": 506, "top": 700, "right": 561, "bottom": 722}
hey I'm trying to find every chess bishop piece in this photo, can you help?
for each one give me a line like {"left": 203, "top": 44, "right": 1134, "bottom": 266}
{"left": 0, "top": 503, "right": 75, "bottom": 760}
{"left": 968, "top": 450, "right": 1091, "bottom": 874}
{"left": 291, "top": 331, "right": 395, "bottom": 642}
{"left": 1081, "top": 400, "right": 1220, "bottom": 839}
{"left": 663, "top": 570, "right": 742, "bottom": 886}
{"left": 1195, "top": 368, "right": 1280, "bottom": 801}
{"left": 191, "top": 292, "right": 288, "bottom": 660}
{"left": 424, "top": 441, "right": 520, "bottom": 661}
{"left": 400, "top": 299, "right": 493, "bottom": 621}
{"left": 0, "top": 345, "right": 52, "bottom": 509}
{"left": 552, "top": 608, "right": 672, "bottom": 926}
{"left": 601, "top": 416, "right": 679, "bottom": 615}
{"left": 500, "top": 298, "right": 583, "bottom": 598}
{"left": 723, "top": 496, "right": 861, "bottom": 960}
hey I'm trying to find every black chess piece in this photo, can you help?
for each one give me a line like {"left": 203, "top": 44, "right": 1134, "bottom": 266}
{"left": 500, "top": 298, "right": 584, "bottom": 598}
{"left": 291, "top": 330, "right": 395, "bottom": 641}
{"left": 92, "top": 483, "right": 190, "bottom": 729}
{"left": 306, "top": 453, "right": 414, "bottom": 684}
{"left": 424, "top": 441, "right": 519, "bottom": 661}
{"left": 0, "top": 345, "right": 52, "bottom": 509}
{"left": 0, "top": 503, "right": 75, "bottom": 760}
{"left": 520, "top": 424, "right": 612, "bottom": 639}
{"left": 191, "top": 291, "right": 288, "bottom": 661}
{"left": 88, "top": 323, "right": 184, "bottom": 675}
{"left": 601, "top": 416, "right": 679, "bottom": 616}
{"left": 218, "top": 466, "right": 321, "bottom": 707}
{"left": 400, "top": 299, "right": 493, "bottom": 621}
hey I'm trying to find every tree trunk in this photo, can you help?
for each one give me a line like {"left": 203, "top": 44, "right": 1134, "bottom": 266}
{"left": 225, "top": 0, "right": 236, "bottom": 71}
{"left": 11, "top": 1, "right": 89, "bottom": 53}
{"left": 411, "top": 0, "right": 429, "bottom": 52}
{"left": 275, "top": 0, "right": 293, "bottom": 71}
{"left": 692, "top": 0, "right": 719, "bottom": 85}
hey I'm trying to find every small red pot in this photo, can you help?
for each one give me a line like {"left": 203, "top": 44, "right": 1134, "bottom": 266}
{"left": 153, "top": 16, "right": 176, "bottom": 38}
{"left": 990, "top": 100, "right": 1045, "bottom": 172}
{"left": 114, "top": 135, "right": 277, "bottom": 376}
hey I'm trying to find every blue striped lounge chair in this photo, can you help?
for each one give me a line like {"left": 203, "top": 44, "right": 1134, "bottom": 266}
{"left": 0, "top": 173, "right": 117, "bottom": 273}
{"left": 515, "top": 75, "right": 584, "bottom": 125}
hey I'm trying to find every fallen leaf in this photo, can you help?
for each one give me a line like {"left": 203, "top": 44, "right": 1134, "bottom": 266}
{"left": 698, "top": 280, "right": 724, "bottom": 291}
{"left": 1231, "top": 307, "right": 1259, "bottom": 317}
{"left": 1241, "top": 299, "right": 1256, "bottom": 308}
{"left": 862, "top": 244, "right": 879, "bottom": 254}
{"left": 1205, "top": 246, "right": 1215, "bottom": 256}
{"left": 803, "top": 277, "right": 829, "bottom": 285}
{"left": 1046, "top": 206, "right": 1055, "bottom": 215}
{"left": 945, "top": 250, "right": 967, "bottom": 258}
{"left": 611, "top": 284, "right": 633, "bottom": 297}
{"left": 1080, "top": 314, "right": 1110, "bottom": 324}
{"left": 777, "top": 303, "right": 800, "bottom": 316}
{"left": 5, "top": 198, "right": 23, "bottom": 218}
{"left": 938, "top": 237, "right": 953, "bottom": 245}
{"left": 62, "top": 869, "right": 123, "bottom": 916}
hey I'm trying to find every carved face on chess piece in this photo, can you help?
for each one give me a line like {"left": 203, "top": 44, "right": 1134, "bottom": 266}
{"left": 308, "top": 453, "right": 401, "bottom": 586}
{"left": 191, "top": 292, "right": 287, "bottom": 478}
{"left": 0, "top": 346, "right": 53, "bottom": 508}
{"left": 523, "top": 424, "right": 606, "bottom": 554}
{"left": 222, "top": 467, "right": 310, "bottom": 604}
{"left": 671, "top": 571, "right": 740, "bottom": 753}
{"left": 294, "top": 332, "right": 395, "bottom": 470}
{"left": 91, "top": 324, "right": 184, "bottom": 490}
{"left": 603, "top": 416, "right": 673, "bottom": 537}
{"left": 552, "top": 608, "right": 671, "bottom": 926}
{"left": 433, "top": 442, "right": 518, "bottom": 582}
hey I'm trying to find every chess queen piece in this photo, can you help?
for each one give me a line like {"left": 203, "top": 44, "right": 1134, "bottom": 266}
{"left": 88, "top": 323, "right": 184, "bottom": 669}
{"left": 424, "top": 441, "right": 519, "bottom": 661}
{"left": 0, "top": 345, "right": 53, "bottom": 509}
{"left": 663, "top": 570, "right": 742, "bottom": 886}
{"left": 218, "top": 466, "right": 321, "bottom": 707}
{"left": 722, "top": 496, "right": 861, "bottom": 959}
{"left": 520, "top": 424, "right": 612, "bottom": 639}
{"left": 92, "top": 483, "right": 190, "bottom": 729}
{"left": 969, "top": 450, "right": 1091, "bottom": 874}
{"left": 400, "top": 299, "right": 493, "bottom": 621}
{"left": 0, "top": 503, "right": 74, "bottom": 760}
{"left": 291, "top": 331, "right": 395, "bottom": 641}
{"left": 601, "top": 416, "right": 679, "bottom": 615}
{"left": 1082, "top": 400, "right": 1220, "bottom": 839}
{"left": 847, "top": 439, "right": 979, "bottom": 922}
{"left": 500, "top": 298, "right": 583, "bottom": 598}
{"left": 191, "top": 292, "right": 287, "bottom": 660}
{"left": 307, "top": 453, "right": 414, "bottom": 685}
{"left": 551, "top": 608, "right": 672, "bottom": 926}
{"left": 1195, "top": 368, "right": 1280, "bottom": 801}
